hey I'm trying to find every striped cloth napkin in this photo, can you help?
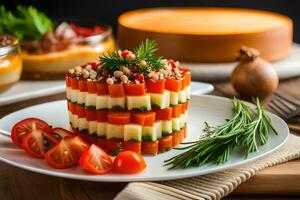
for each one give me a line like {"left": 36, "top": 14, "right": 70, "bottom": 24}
{"left": 115, "top": 134, "right": 300, "bottom": 200}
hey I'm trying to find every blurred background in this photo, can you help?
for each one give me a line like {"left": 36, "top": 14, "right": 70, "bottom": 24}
{"left": 3, "top": 0, "right": 300, "bottom": 42}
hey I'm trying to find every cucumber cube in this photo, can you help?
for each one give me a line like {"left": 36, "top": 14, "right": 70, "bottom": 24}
{"left": 161, "top": 120, "right": 172, "bottom": 135}
{"left": 180, "top": 114, "right": 185, "bottom": 128}
{"left": 108, "top": 97, "right": 125, "bottom": 110}
{"left": 70, "top": 89, "right": 78, "bottom": 103}
{"left": 85, "top": 93, "right": 97, "bottom": 108}
{"left": 78, "top": 117, "right": 88, "bottom": 131}
{"left": 66, "top": 87, "right": 71, "bottom": 101}
{"left": 96, "top": 95, "right": 109, "bottom": 110}
{"left": 170, "top": 91, "right": 179, "bottom": 106}
{"left": 73, "top": 114, "right": 78, "bottom": 129}
{"left": 88, "top": 121, "right": 97, "bottom": 135}
{"left": 77, "top": 91, "right": 87, "bottom": 105}
{"left": 97, "top": 122, "right": 107, "bottom": 137}
{"left": 106, "top": 124, "right": 124, "bottom": 139}
{"left": 149, "top": 90, "right": 170, "bottom": 109}
{"left": 179, "top": 90, "right": 187, "bottom": 103}
{"left": 172, "top": 117, "right": 180, "bottom": 131}
{"left": 124, "top": 124, "right": 142, "bottom": 141}
{"left": 186, "top": 86, "right": 191, "bottom": 100}
{"left": 126, "top": 95, "right": 151, "bottom": 111}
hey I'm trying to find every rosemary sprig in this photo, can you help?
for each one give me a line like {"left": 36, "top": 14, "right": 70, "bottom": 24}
{"left": 164, "top": 98, "right": 277, "bottom": 169}
{"left": 99, "top": 39, "right": 163, "bottom": 74}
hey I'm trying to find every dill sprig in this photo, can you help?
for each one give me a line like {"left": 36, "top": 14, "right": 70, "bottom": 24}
{"left": 164, "top": 98, "right": 278, "bottom": 169}
{"left": 100, "top": 39, "right": 163, "bottom": 74}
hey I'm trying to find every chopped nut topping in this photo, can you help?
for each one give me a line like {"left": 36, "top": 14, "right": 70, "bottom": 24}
{"left": 126, "top": 53, "right": 136, "bottom": 62}
{"left": 120, "top": 74, "right": 128, "bottom": 83}
{"left": 113, "top": 70, "right": 123, "bottom": 78}
{"left": 82, "top": 69, "right": 89, "bottom": 79}
{"left": 106, "top": 78, "right": 114, "bottom": 85}
{"left": 140, "top": 60, "right": 147, "bottom": 67}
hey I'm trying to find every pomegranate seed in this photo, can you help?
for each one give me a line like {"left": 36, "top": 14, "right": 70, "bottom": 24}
{"left": 121, "top": 50, "right": 130, "bottom": 58}
{"left": 130, "top": 66, "right": 139, "bottom": 73}
{"left": 136, "top": 74, "right": 145, "bottom": 83}
{"left": 89, "top": 62, "right": 98, "bottom": 70}
{"left": 102, "top": 70, "right": 109, "bottom": 78}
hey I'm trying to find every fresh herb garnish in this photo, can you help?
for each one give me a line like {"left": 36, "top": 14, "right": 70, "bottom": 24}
{"left": 100, "top": 39, "right": 163, "bottom": 74}
{"left": 164, "top": 98, "right": 278, "bottom": 169}
{"left": 0, "top": 6, "right": 53, "bottom": 40}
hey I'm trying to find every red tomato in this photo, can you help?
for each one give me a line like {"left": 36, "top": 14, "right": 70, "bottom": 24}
{"left": 70, "top": 77, "right": 79, "bottom": 89}
{"left": 145, "top": 79, "right": 165, "bottom": 94}
{"left": 78, "top": 80, "right": 88, "bottom": 92}
{"left": 131, "top": 112, "right": 156, "bottom": 126}
{"left": 142, "top": 141, "right": 159, "bottom": 155}
{"left": 96, "top": 110, "right": 108, "bottom": 122}
{"left": 22, "top": 129, "right": 58, "bottom": 158}
{"left": 108, "top": 84, "right": 125, "bottom": 97}
{"left": 79, "top": 144, "right": 113, "bottom": 174}
{"left": 11, "top": 118, "right": 51, "bottom": 148}
{"left": 97, "top": 82, "right": 109, "bottom": 95}
{"left": 87, "top": 81, "right": 97, "bottom": 93}
{"left": 130, "top": 66, "right": 139, "bottom": 73}
{"left": 94, "top": 138, "right": 107, "bottom": 152}
{"left": 136, "top": 74, "right": 145, "bottom": 83}
{"left": 113, "top": 151, "right": 147, "bottom": 174}
{"left": 45, "top": 136, "right": 89, "bottom": 169}
{"left": 123, "top": 141, "right": 142, "bottom": 154}
{"left": 51, "top": 128, "right": 74, "bottom": 140}
{"left": 86, "top": 109, "right": 97, "bottom": 121}
{"left": 123, "top": 83, "right": 146, "bottom": 96}
{"left": 121, "top": 50, "right": 130, "bottom": 58}
{"left": 159, "top": 135, "right": 173, "bottom": 152}
{"left": 152, "top": 107, "right": 172, "bottom": 120}
{"left": 68, "top": 102, "right": 77, "bottom": 114}
{"left": 165, "top": 78, "right": 182, "bottom": 92}
{"left": 106, "top": 140, "right": 123, "bottom": 155}
{"left": 108, "top": 111, "right": 130, "bottom": 125}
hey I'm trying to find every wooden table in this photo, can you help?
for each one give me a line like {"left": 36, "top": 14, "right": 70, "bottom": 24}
{"left": 0, "top": 77, "right": 299, "bottom": 200}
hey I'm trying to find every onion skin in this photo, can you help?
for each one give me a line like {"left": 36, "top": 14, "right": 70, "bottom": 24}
{"left": 231, "top": 57, "right": 279, "bottom": 98}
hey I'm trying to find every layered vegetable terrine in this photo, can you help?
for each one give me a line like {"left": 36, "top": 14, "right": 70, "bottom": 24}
{"left": 65, "top": 40, "right": 191, "bottom": 155}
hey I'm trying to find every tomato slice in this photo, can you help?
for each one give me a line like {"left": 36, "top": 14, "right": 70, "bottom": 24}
{"left": 131, "top": 112, "right": 156, "bottom": 126}
{"left": 113, "top": 151, "right": 147, "bottom": 174}
{"left": 78, "top": 80, "right": 88, "bottom": 92}
{"left": 97, "top": 82, "right": 109, "bottom": 95}
{"left": 69, "top": 102, "right": 77, "bottom": 114}
{"left": 51, "top": 128, "right": 74, "bottom": 141}
{"left": 108, "top": 111, "right": 130, "bottom": 125}
{"left": 165, "top": 78, "right": 182, "bottom": 92}
{"left": 11, "top": 118, "right": 51, "bottom": 148}
{"left": 159, "top": 135, "right": 173, "bottom": 152}
{"left": 123, "top": 141, "right": 142, "bottom": 154}
{"left": 123, "top": 83, "right": 146, "bottom": 96}
{"left": 145, "top": 79, "right": 165, "bottom": 94}
{"left": 22, "top": 129, "right": 59, "bottom": 158}
{"left": 152, "top": 107, "right": 172, "bottom": 120}
{"left": 87, "top": 81, "right": 97, "bottom": 93}
{"left": 172, "top": 105, "right": 181, "bottom": 118}
{"left": 142, "top": 141, "right": 159, "bottom": 155}
{"left": 45, "top": 136, "right": 89, "bottom": 169}
{"left": 79, "top": 144, "right": 113, "bottom": 174}
{"left": 86, "top": 109, "right": 97, "bottom": 121}
{"left": 96, "top": 110, "right": 108, "bottom": 122}
{"left": 70, "top": 77, "right": 79, "bottom": 89}
{"left": 108, "top": 84, "right": 125, "bottom": 97}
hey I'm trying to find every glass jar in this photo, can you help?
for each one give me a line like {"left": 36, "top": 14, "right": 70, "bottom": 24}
{"left": 22, "top": 24, "right": 115, "bottom": 79}
{"left": 0, "top": 35, "right": 22, "bottom": 91}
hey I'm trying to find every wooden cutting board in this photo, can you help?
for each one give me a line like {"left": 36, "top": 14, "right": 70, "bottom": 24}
{"left": 233, "top": 159, "right": 300, "bottom": 195}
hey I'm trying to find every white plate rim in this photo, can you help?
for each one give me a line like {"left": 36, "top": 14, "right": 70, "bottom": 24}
{"left": 0, "top": 95, "right": 289, "bottom": 182}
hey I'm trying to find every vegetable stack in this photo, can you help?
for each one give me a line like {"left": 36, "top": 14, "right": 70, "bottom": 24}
{"left": 65, "top": 40, "right": 191, "bottom": 155}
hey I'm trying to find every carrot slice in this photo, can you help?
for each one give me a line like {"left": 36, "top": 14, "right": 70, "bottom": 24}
{"left": 108, "top": 84, "right": 125, "bottom": 97}
{"left": 165, "top": 78, "right": 182, "bottom": 92}
{"left": 131, "top": 112, "right": 156, "bottom": 126}
{"left": 142, "top": 141, "right": 159, "bottom": 155}
{"left": 124, "top": 83, "right": 146, "bottom": 96}
{"left": 96, "top": 110, "right": 108, "bottom": 122}
{"left": 86, "top": 109, "right": 97, "bottom": 121}
{"left": 123, "top": 141, "right": 142, "bottom": 154}
{"left": 145, "top": 79, "right": 165, "bottom": 94}
{"left": 159, "top": 135, "right": 173, "bottom": 152}
{"left": 87, "top": 81, "right": 97, "bottom": 93}
{"left": 78, "top": 80, "right": 88, "bottom": 92}
{"left": 172, "top": 131, "right": 181, "bottom": 147}
{"left": 172, "top": 105, "right": 181, "bottom": 118}
{"left": 77, "top": 105, "right": 86, "bottom": 118}
{"left": 97, "top": 82, "right": 109, "bottom": 95}
{"left": 152, "top": 107, "right": 172, "bottom": 120}
{"left": 70, "top": 77, "right": 78, "bottom": 89}
{"left": 108, "top": 111, "right": 131, "bottom": 125}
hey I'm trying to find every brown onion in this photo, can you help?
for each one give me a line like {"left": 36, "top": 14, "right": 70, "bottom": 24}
{"left": 231, "top": 47, "right": 279, "bottom": 98}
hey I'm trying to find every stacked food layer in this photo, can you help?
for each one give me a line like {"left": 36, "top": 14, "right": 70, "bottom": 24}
{"left": 65, "top": 40, "right": 191, "bottom": 155}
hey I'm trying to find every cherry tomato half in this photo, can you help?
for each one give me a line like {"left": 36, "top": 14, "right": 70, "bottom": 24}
{"left": 113, "top": 151, "right": 147, "bottom": 174}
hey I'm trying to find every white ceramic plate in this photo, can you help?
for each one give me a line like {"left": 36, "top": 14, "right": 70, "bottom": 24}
{"left": 0, "top": 95, "right": 288, "bottom": 182}
{"left": 0, "top": 81, "right": 213, "bottom": 106}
